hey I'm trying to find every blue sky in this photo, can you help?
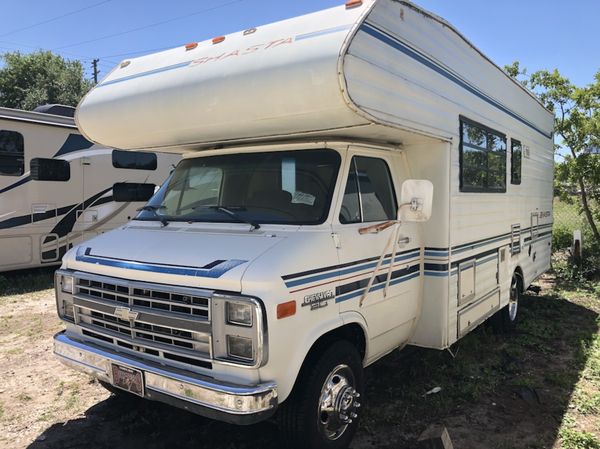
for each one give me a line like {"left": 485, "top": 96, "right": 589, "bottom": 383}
{"left": 0, "top": 0, "right": 598, "bottom": 87}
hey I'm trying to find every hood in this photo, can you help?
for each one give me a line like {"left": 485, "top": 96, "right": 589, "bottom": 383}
{"left": 63, "top": 223, "right": 286, "bottom": 292}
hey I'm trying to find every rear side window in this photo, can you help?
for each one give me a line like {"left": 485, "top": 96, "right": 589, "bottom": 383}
{"left": 0, "top": 130, "right": 24, "bottom": 176}
{"left": 460, "top": 118, "right": 506, "bottom": 193}
{"left": 112, "top": 150, "right": 157, "bottom": 170}
{"left": 339, "top": 156, "right": 397, "bottom": 224}
{"left": 511, "top": 139, "right": 522, "bottom": 185}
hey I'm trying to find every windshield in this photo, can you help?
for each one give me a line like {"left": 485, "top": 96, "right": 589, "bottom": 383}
{"left": 135, "top": 149, "right": 341, "bottom": 226}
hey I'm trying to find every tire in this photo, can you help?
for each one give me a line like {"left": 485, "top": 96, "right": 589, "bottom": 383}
{"left": 278, "top": 340, "right": 364, "bottom": 449}
{"left": 491, "top": 272, "right": 522, "bottom": 333}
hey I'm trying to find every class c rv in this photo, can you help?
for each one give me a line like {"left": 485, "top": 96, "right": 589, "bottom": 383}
{"left": 0, "top": 105, "right": 180, "bottom": 272}
{"left": 53, "top": 1, "right": 554, "bottom": 448}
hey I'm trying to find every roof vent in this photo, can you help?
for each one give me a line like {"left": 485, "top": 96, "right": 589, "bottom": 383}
{"left": 33, "top": 104, "right": 76, "bottom": 118}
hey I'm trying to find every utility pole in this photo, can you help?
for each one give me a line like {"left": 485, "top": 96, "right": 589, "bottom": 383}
{"left": 91, "top": 59, "right": 100, "bottom": 84}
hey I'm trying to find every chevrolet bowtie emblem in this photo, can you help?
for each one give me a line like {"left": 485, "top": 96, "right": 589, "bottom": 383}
{"left": 114, "top": 306, "right": 139, "bottom": 321}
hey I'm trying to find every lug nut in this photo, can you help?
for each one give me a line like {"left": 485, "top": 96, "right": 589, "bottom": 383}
{"left": 354, "top": 402, "right": 361, "bottom": 408}
{"left": 348, "top": 419, "right": 353, "bottom": 424}
{"left": 355, "top": 393, "right": 361, "bottom": 398}
{"left": 350, "top": 412, "right": 358, "bottom": 418}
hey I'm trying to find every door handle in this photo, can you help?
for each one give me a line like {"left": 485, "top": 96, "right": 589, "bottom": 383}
{"left": 398, "top": 237, "right": 410, "bottom": 245}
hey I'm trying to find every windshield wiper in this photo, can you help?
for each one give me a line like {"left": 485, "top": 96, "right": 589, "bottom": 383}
{"left": 137, "top": 205, "right": 169, "bottom": 227}
{"left": 207, "top": 206, "right": 261, "bottom": 230}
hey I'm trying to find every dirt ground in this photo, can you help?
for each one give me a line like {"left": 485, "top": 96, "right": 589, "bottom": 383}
{"left": 0, "top": 271, "right": 599, "bottom": 449}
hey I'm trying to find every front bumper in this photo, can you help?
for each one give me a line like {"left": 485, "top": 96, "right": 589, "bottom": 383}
{"left": 53, "top": 331, "right": 278, "bottom": 425}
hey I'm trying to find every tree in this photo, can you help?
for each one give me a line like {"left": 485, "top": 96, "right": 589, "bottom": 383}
{"left": 0, "top": 50, "right": 93, "bottom": 110}
{"left": 504, "top": 63, "right": 600, "bottom": 247}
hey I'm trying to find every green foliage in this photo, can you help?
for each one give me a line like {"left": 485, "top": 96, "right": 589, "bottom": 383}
{"left": 525, "top": 67, "right": 600, "bottom": 247}
{"left": 553, "top": 224, "right": 574, "bottom": 251}
{"left": 0, "top": 50, "right": 93, "bottom": 110}
{"left": 559, "top": 427, "right": 600, "bottom": 449}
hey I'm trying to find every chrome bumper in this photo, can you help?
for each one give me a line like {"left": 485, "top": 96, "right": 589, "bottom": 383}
{"left": 53, "top": 332, "right": 278, "bottom": 424}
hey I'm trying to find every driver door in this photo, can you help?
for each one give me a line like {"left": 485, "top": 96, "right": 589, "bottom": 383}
{"left": 333, "top": 147, "right": 421, "bottom": 361}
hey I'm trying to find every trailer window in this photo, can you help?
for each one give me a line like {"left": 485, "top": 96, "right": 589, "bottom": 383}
{"left": 460, "top": 119, "right": 506, "bottom": 193}
{"left": 30, "top": 158, "right": 70, "bottom": 181}
{"left": 112, "top": 150, "right": 157, "bottom": 170}
{"left": 511, "top": 139, "right": 522, "bottom": 185}
{"left": 340, "top": 156, "right": 397, "bottom": 224}
{"left": 0, "top": 130, "right": 24, "bottom": 176}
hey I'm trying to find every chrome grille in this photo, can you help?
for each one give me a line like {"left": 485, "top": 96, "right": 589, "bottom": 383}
{"left": 78, "top": 278, "right": 209, "bottom": 318}
{"left": 71, "top": 272, "right": 213, "bottom": 369}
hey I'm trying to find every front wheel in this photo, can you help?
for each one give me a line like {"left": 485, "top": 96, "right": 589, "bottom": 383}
{"left": 278, "top": 340, "right": 364, "bottom": 449}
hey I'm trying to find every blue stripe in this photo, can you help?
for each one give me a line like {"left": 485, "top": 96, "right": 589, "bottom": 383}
{"left": 360, "top": 22, "right": 552, "bottom": 140}
{"left": 296, "top": 24, "right": 353, "bottom": 41}
{"left": 76, "top": 247, "right": 247, "bottom": 278}
{"left": 425, "top": 271, "right": 449, "bottom": 277}
{"left": 424, "top": 250, "right": 449, "bottom": 257}
{"left": 336, "top": 271, "right": 420, "bottom": 303}
{"left": 285, "top": 249, "right": 420, "bottom": 288}
{"left": 98, "top": 61, "right": 191, "bottom": 88}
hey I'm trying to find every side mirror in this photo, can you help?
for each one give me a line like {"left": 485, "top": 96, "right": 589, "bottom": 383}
{"left": 399, "top": 179, "right": 433, "bottom": 222}
{"left": 113, "top": 183, "right": 156, "bottom": 202}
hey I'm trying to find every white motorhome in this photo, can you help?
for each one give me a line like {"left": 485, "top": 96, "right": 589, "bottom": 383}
{"left": 53, "top": 1, "right": 554, "bottom": 448}
{"left": 0, "top": 105, "right": 180, "bottom": 272}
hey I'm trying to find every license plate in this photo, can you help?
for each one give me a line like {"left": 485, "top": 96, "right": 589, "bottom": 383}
{"left": 111, "top": 364, "right": 144, "bottom": 397}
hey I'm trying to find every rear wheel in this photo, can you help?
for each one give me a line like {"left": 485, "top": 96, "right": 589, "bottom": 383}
{"left": 278, "top": 340, "right": 364, "bottom": 449}
{"left": 492, "top": 272, "right": 522, "bottom": 332}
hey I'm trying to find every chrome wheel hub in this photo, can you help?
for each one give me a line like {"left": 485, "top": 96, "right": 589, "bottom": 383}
{"left": 317, "top": 364, "right": 360, "bottom": 441}
{"left": 508, "top": 276, "right": 519, "bottom": 321}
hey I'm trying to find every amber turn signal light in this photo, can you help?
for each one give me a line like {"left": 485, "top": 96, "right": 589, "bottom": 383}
{"left": 277, "top": 300, "right": 296, "bottom": 319}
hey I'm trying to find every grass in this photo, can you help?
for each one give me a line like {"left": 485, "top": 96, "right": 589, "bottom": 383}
{"left": 0, "top": 267, "right": 55, "bottom": 297}
{"left": 554, "top": 197, "right": 586, "bottom": 230}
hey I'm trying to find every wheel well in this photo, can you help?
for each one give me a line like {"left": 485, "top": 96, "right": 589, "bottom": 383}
{"left": 299, "top": 324, "right": 366, "bottom": 377}
{"left": 514, "top": 266, "right": 524, "bottom": 291}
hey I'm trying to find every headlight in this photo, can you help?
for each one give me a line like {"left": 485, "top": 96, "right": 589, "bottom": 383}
{"left": 226, "top": 335, "right": 254, "bottom": 361}
{"left": 61, "top": 275, "right": 74, "bottom": 294}
{"left": 226, "top": 301, "right": 253, "bottom": 327}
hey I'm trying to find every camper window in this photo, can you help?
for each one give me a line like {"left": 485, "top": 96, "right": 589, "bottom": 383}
{"left": 460, "top": 118, "right": 506, "bottom": 193}
{"left": 0, "top": 130, "right": 24, "bottom": 176}
{"left": 511, "top": 139, "right": 522, "bottom": 185}
{"left": 112, "top": 150, "right": 157, "bottom": 170}
{"left": 339, "top": 156, "right": 397, "bottom": 224}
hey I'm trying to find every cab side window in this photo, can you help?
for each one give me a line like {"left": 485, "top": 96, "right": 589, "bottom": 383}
{"left": 339, "top": 156, "right": 397, "bottom": 224}
{"left": 0, "top": 130, "right": 24, "bottom": 176}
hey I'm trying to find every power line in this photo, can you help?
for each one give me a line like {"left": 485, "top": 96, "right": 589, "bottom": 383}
{"left": 54, "top": 0, "right": 246, "bottom": 50}
{"left": 0, "top": 0, "right": 113, "bottom": 38}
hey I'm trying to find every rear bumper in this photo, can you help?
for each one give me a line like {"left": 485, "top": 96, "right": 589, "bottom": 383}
{"left": 53, "top": 331, "right": 278, "bottom": 425}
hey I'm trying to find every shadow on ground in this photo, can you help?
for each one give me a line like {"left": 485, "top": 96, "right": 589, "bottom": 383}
{"left": 29, "top": 290, "right": 599, "bottom": 449}
{"left": 0, "top": 267, "right": 56, "bottom": 296}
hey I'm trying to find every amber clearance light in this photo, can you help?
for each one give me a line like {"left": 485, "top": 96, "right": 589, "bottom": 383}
{"left": 345, "top": 0, "right": 363, "bottom": 9}
{"left": 277, "top": 300, "right": 296, "bottom": 319}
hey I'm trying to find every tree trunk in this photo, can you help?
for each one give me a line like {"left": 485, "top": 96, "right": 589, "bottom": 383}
{"left": 576, "top": 175, "right": 600, "bottom": 246}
